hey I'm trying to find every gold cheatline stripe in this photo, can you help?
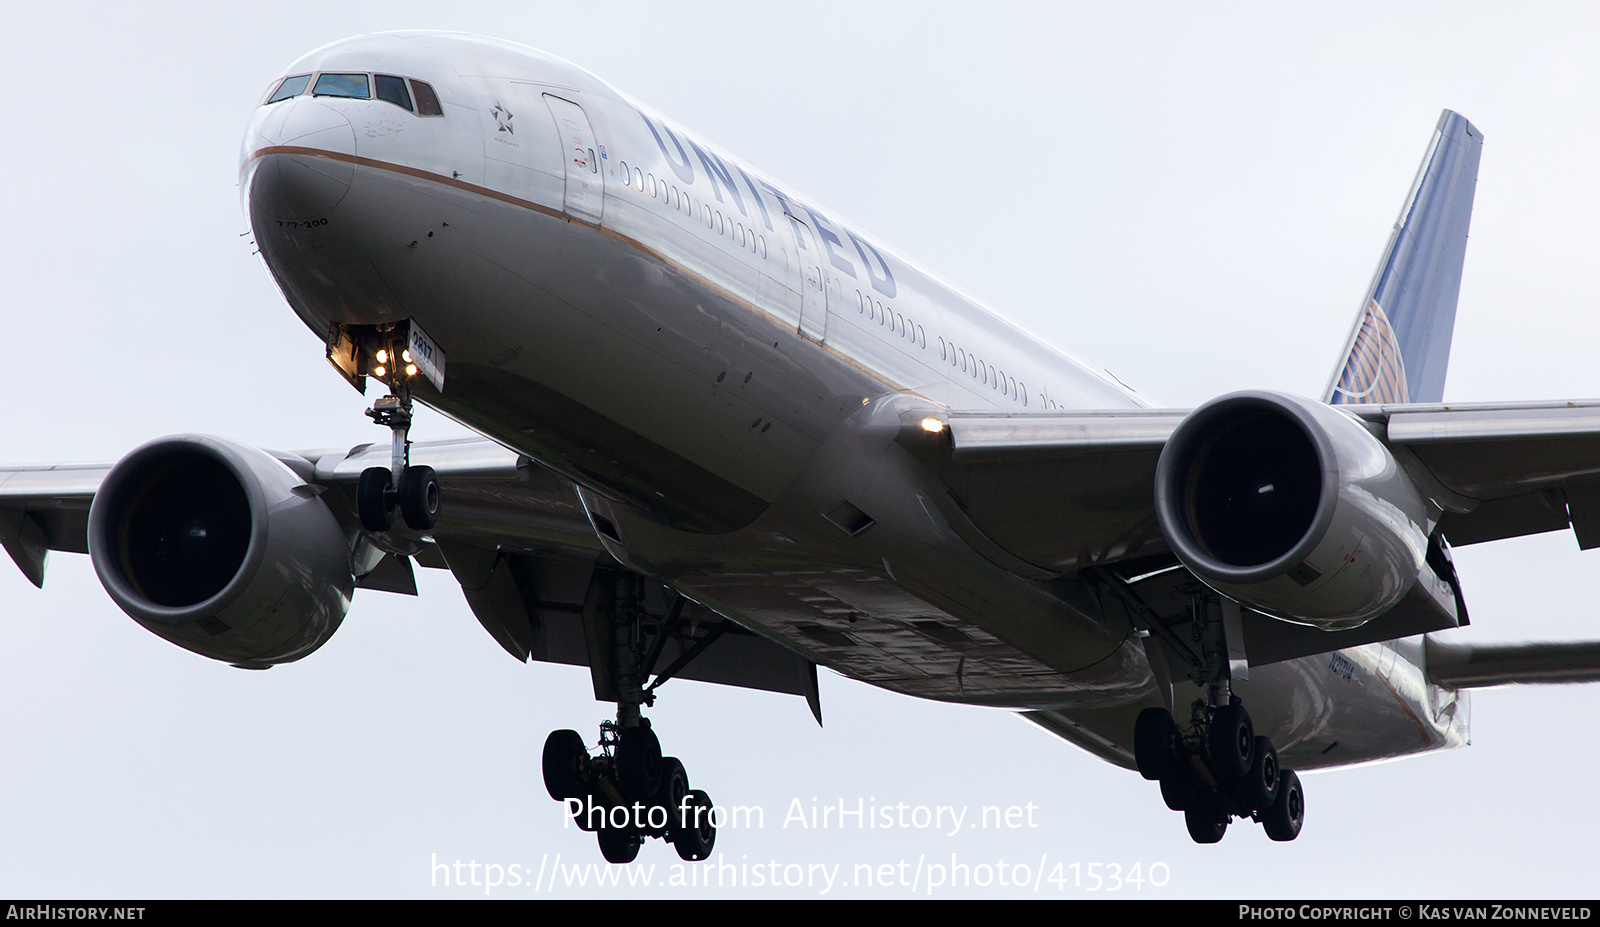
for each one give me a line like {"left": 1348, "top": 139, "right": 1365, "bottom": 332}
{"left": 246, "top": 145, "right": 932, "bottom": 399}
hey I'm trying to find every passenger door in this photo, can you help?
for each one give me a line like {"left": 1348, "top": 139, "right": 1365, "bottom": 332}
{"left": 786, "top": 212, "right": 827, "bottom": 342}
{"left": 543, "top": 95, "right": 604, "bottom": 225}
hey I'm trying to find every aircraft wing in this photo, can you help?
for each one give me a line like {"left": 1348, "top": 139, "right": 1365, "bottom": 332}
{"left": 924, "top": 399, "right": 1600, "bottom": 669}
{"left": 0, "top": 437, "right": 819, "bottom": 702}
{"left": 935, "top": 397, "right": 1600, "bottom": 576}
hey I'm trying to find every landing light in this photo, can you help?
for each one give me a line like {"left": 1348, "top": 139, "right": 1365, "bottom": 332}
{"left": 402, "top": 350, "right": 412, "bottom": 363}
{"left": 373, "top": 365, "right": 387, "bottom": 378}
{"left": 921, "top": 417, "right": 946, "bottom": 434}
{"left": 405, "top": 364, "right": 418, "bottom": 377}
{"left": 376, "top": 349, "right": 389, "bottom": 364}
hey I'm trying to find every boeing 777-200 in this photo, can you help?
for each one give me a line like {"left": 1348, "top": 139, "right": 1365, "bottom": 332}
{"left": 5, "top": 31, "right": 1600, "bottom": 861}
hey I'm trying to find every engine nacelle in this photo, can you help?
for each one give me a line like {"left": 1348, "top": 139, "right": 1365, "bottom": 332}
{"left": 1154, "top": 391, "right": 1430, "bottom": 630}
{"left": 87, "top": 435, "right": 354, "bottom": 666}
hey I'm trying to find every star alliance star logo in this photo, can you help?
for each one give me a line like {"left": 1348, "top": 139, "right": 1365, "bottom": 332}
{"left": 492, "top": 102, "right": 514, "bottom": 134}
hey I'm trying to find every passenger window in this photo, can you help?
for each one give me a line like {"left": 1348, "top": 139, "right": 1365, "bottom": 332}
{"left": 375, "top": 75, "right": 413, "bottom": 111}
{"left": 411, "top": 80, "right": 443, "bottom": 116}
{"left": 266, "top": 74, "right": 311, "bottom": 104}
{"left": 313, "top": 73, "right": 370, "bottom": 99}
{"left": 635, "top": 168, "right": 644, "bottom": 191}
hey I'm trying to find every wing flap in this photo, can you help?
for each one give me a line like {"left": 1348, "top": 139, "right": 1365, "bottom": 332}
{"left": 1375, "top": 400, "right": 1600, "bottom": 547}
{"left": 0, "top": 464, "right": 108, "bottom": 581}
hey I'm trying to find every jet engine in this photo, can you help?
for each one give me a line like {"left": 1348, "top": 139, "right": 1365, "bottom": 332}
{"left": 87, "top": 436, "right": 354, "bottom": 666}
{"left": 1153, "top": 391, "right": 1431, "bottom": 630}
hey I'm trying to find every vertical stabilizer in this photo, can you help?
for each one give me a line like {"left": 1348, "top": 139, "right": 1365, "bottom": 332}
{"left": 1326, "top": 111, "right": 1482, "bottom": 405}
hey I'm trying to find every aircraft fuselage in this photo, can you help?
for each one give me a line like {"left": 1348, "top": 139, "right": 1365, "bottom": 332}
{"left": 240, "top": 32, "right": 1465, "bottom": 772}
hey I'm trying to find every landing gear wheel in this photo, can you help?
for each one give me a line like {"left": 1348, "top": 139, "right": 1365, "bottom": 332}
{"left": 597, "top": 826, "right": 642, "bottom": 864}
{"left": 1209, "top": 704, "right": 1254, "bottom": 781}
{"left": 673, "top": 789, "right": 716, "bottom": 861}
{"left": 1160, "top": 774, "right": 1193, "bottom": 812}
{"left": 1184, "top": 804, "right": 1228, "bottom": 844}
{"left": 356, "top": 467, "right": 395, "bottom": 532}
{"left": 1262, "top": 769, "right": 1305, "bottom": 841}
{"left": 397, "top": 464, "right": 441, "bottom": 530}
{"left": 652, "top": 757, "right": 690, "bottom": 840}
{"left": 542, "top": 729, "right": 588, "bottom": 802}
{"left": 1239, "top": 736, "right": 1280, "bottom": 814}
{"left": 572, "top": 796, "right": 600, "bottom": 832}
{"left": 616, "top": 725, "right": 663, "bottom": 802}
{"left": 1134, "top": 707, "right": 1179, "bottom": 781}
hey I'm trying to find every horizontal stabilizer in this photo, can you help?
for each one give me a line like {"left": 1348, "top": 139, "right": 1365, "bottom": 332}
{"left": 1425, "top": 637, "right": 1600, "bottom": 688}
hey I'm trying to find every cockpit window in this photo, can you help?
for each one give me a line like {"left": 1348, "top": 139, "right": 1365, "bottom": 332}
{"left": 313, "top": 73, "right": 371, "bottom": 99}
{"left": 375, "top": 75, "right": 412, "bottom": 112}
{"left": 410, "top": 80, "right": 443, "bottom": 116}
{"left": 266, "top": 74, "right": 311, "bottom": 104}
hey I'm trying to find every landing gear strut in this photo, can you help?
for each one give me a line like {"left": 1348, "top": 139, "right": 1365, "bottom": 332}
{"left": 356, "top": 332, "right": 440, "bottom": 533}
{"left": 541, "top": 572, "right": 720, "bottom": 863}
{"left": 1131, "top": 592, "right": 1306, "bottom": 843}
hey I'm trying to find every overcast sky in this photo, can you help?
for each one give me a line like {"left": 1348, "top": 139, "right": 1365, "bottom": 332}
{"left": 2, "top": 1, "right": 1599, "bottom": 898}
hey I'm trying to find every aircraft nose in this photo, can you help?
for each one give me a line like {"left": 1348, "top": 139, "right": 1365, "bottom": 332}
{"left": 242, "top": 97, "right": 357, "bottom": 221}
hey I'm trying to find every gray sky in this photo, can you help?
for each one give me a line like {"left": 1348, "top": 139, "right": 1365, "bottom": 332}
{"left": 2, "top": 1, "right": 1598, "bottom": 898}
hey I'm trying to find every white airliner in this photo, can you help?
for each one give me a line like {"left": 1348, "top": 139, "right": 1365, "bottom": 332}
{"left": 6, "top": 31, "right": 1600, "bottom": 861}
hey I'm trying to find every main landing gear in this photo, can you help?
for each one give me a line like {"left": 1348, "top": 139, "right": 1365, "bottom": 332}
{"left": 541, "top": 571, "right": 720, "bottom": 863}
{"left": 1134, "top": 702, "right": 1304, "bottom": 843}
{"left": 1124, "top": 588, "right": 1306, "bottom": 843}
{"left": 356, "top": 332, "right": 440, "bottom": 533}
{"left": 542, "top": 720, "right": 717, "bottom": 864}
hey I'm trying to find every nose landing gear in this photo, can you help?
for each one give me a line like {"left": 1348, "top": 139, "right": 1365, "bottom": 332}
{"left": 355, "top": 334, "right": 440, "bottom": 533}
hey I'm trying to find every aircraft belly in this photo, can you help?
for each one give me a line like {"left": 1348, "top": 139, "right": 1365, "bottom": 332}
{"left": 1236, "top": 638, "right": 1467, "bottom": 770}
{"left": 581, "top": 393, "right": 1157, "bottom": 710}
{"left": 1031, "top": 636, "right": 1468, "bottom": 771}
{"left": 677, "top": 566, "right": 1156, "bottom": 709}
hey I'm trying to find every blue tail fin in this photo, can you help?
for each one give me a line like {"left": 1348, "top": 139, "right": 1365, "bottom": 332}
{"left": 1326, "top": 111, "right": 1483, "bottom": 405}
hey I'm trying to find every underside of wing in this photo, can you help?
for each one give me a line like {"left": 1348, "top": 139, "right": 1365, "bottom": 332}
{"left": 931, "top": 410, "right": 1184, "bottom": 576}
{"left": 0, "top": 436, "right": 819, "bottom": 703}
{"left": 1367, "top": 400, "right": 1600, "bottom": 546}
